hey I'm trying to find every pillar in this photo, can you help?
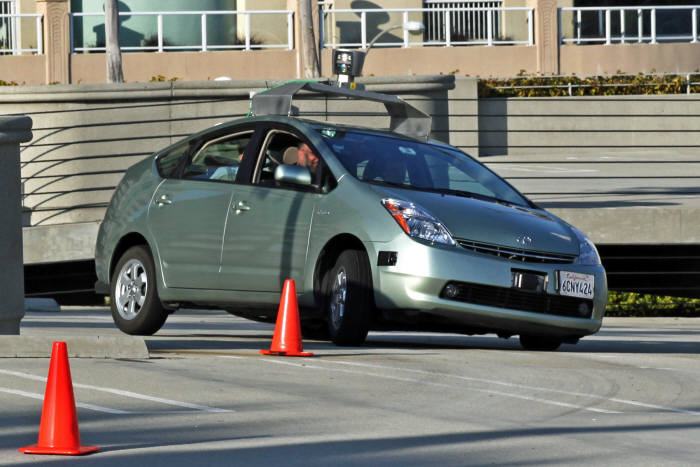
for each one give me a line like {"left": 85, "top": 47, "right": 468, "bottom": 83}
{"left": 0, "top": 116, "right": 33, "bottom": 334}
{"left": 529, "top": 0, "right": 560, "bottom": 75}
{"left": 36, "top": 0, "right": 70, "bottom": 84}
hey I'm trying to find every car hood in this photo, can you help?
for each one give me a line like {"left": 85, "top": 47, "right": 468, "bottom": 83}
{"left": 372, "top": 185, "right": 579, "bottom": 255}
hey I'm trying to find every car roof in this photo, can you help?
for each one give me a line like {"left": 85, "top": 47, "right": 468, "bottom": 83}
{"left": 188, "top": 114, "right": 425, "bottom": 144}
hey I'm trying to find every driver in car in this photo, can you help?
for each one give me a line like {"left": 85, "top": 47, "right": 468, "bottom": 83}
{"left": 297, "top": 142, "right": 319, "bottom": 171}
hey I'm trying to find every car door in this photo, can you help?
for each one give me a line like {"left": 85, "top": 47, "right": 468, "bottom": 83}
{"left": 219, "top": 128, "right": 322, "bottom": 292}
{"left": 148, "top": 126, "right": 257, "bottom": 289}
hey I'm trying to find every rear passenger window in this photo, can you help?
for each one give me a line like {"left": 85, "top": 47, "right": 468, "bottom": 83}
{"left": 156, "top": 142, "right": 189, "bottom": 178}
{"left": 183, "top": 132, "right": 252, "bottom": 183}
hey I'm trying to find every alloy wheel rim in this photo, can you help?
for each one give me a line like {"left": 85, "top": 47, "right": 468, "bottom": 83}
{"left": 115, "top": 259, "right": 148, "bottom": 320}
{"left": 329, "top": 268, "right": 347, "bottom": 329}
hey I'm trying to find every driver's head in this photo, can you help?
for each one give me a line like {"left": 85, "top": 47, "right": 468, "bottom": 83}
{"left": 297, "top": 142, "right": 319, "bottom": 171}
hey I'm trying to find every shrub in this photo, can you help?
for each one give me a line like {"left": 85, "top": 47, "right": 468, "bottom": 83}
{"left": 479, "top": 71, "right": 700, "bottom": 98}
{"left": 606, "top": 291, "right": 700, "bottom": 317}
{"left": 149, "top": 75, "right": 179, "bottom": 82}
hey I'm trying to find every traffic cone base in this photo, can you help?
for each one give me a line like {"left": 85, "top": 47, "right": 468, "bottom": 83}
{"left": 261, "top": 279, "right": 314, "bottom": 357}
{"left": 19, "top": 341, "right": 99, "bottom": 456}
{"left": 260, "top": 349, "right": 314, "bottom": 357}
{"left": 19, "top": 444, "right": 99, "bottom": 456}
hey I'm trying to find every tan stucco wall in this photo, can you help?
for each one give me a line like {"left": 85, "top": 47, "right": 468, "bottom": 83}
{"left": 0, "top": 55, "right": 45, "bottom": 83}
{"left": 5, "top": 41, "right": 700, "bottom": 85}
{"left": 561, "top": 42, "right": 700, "bottom": 75}
{"left": 70, "top": 49, "right": 298, "bottom": 83}
{"left": 322, "top": 45, "right": 538, "bottom": 78}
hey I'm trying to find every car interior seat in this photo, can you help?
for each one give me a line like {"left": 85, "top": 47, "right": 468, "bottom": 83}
{"left": 282, "top": 146, "right": 298, "bottom": 165}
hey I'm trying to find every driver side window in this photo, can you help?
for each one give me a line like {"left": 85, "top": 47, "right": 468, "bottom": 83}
{"left": 253, "top": 129, "right": 335, "bottom": 193}
{"left": 182, "top": 131, "right": 253, "bottom": 183}
{"left": 254, "top": 131, "right": 306, "bottom": 186}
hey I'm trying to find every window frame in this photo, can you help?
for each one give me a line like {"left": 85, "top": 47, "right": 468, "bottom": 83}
{"left": 181, "top": 129, "right": 255, "bottom": 184}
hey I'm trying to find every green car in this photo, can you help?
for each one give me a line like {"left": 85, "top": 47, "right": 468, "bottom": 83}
{"left": 95, "top": 83, "right": 606, "bottom": 350}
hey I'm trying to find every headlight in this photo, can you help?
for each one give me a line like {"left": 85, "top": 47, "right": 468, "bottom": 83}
{"left": 572, "top": 227, "right": 601, "bottom": 265}
{"left": 381, "top": 198, "right": 456, "bottom": 246}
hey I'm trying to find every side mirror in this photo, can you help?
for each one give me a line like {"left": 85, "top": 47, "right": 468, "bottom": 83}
{"left": 274, "top": 164, "right": 312, "bottom": 186}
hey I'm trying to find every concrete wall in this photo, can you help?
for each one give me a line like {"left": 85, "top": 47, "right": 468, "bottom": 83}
{"left": 2, "top": 75, "right": 699, "bottom": 267}
{"left": 477, "top": 93, "right": 700, "bottom": 246}
{"left": 0, "top": 76, "right": 461, "bottom": 264}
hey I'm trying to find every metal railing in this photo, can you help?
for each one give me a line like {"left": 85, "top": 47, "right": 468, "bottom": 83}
{"left": 320, "top": 6, "right": 534, "bottom": 48}
{"left": 69, "top": 10, "right": 294, "bottom": 53}
{"left": 560, "top": 5, "right": 699, "bottom": 45}
{"left": 0, "top": 13, "right": 42, "bottom": 55}
{"left": 424, "top": 0, "right": 503, "bottom": 43}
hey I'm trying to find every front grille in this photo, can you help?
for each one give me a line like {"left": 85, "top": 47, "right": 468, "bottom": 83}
{"left": 442, "top": 281, "right": 593, "bottom": 319}
{"left": 456, "top": 239, "right": 576, "bottom": 264}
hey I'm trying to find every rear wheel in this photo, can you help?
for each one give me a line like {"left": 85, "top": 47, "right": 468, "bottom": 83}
{"left": 110, "top": 245, "right": 168, "bottom": 335}
{"left": 324, "top": 249, "right": 372, "bottom": 346}
{"left": 519, "top": 334, "right": 563, "bottom": 351}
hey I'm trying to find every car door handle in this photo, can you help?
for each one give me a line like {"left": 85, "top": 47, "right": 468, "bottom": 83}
{"left": 234, "top": 201, "right": 251, "bottom": 213}
{"left": 155, "top": 194, "right": 172, "bottom": 207}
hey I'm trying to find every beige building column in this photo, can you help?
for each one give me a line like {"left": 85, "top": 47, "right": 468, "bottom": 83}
{"left": 528, "top": 0, "right": 560, "bottom": 75}
{"left": 36, "top": 0, "right": 70, "bottom": 84}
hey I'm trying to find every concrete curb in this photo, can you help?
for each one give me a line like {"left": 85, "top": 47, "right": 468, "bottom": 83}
{"left": 24, "top": 298, "right": 60, "bottom": 313}
{"left": 0, "top": 335, "right": 149, "bottom": 358}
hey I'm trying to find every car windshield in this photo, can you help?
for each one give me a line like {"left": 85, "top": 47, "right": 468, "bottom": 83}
{"left": 319, "top": 129, "right": 529, "bottom": 207}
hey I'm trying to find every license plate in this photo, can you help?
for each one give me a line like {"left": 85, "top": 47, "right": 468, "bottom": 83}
{"left": 558, "top": 271, "right": 594, "bottom": 299}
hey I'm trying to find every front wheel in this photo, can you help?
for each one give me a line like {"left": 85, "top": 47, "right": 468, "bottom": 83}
{"left": 110, "top": 245, "right": 168, "bottom": 335}
{"left": 324, "top": 249, "right": 372, "bottom": 346}
{"left": 519, "top": 334, "right": 563, "bottom": 351}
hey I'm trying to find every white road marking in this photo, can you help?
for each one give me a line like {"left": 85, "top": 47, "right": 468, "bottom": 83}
{"left": 324, "top": 360, "right": 700, "bottom": 416}
{"left": 238, "top": 357, "right": 619, "bottom": 414}
{"left": 0, "top": 368, "right": 230, "bottom": 413}
{"left": 0, "top": 386, "right": 130, "bottom": 414}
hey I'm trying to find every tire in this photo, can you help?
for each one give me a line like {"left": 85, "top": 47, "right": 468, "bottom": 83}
{"left": 110, "top": 245, "right": 168, "bottom": 335}
{"left": 324, "top": 249, "right": 372, "bottom": 346}
{"left": 519, "top": 334, "right": 563, "bottom": 351}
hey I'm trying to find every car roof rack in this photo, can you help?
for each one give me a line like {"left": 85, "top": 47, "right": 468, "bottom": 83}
{"left": 250, "top": 81, "right": 432, "bottom": 141}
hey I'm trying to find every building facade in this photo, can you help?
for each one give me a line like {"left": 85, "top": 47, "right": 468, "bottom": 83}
{"left": 0, "top": 1, "right": 699, "bottom": 85}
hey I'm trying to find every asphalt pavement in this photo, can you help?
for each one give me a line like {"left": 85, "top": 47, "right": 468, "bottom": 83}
{"left": 1, "top": 308, "right": 698, "bottom": 466}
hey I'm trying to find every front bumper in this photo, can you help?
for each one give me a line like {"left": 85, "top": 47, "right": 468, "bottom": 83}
{"left": 366, "top": 236, "right": 607, "bottom": 338}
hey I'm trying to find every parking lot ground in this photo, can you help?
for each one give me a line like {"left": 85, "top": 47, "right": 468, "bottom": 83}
{"left": 1, "top": 308, "right": 698, "bottom": 466}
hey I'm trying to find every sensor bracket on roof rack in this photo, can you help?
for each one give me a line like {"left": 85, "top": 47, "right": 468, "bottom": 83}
{"left": 250, "top": 81, "right": 432, "bottom": 141}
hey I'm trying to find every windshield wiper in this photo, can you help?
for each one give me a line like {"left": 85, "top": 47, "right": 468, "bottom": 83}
{"left": 365, "top": 181, "right": 522, "bottom": 207}
{"left": 365, "top": 180, "right": 415, "bottom": 190}
{"left": 431, "top": 188, "right": 519, "bottom": 206}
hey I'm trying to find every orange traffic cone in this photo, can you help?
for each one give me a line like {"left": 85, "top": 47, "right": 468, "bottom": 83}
{"left": 19, "top": 341, "right": 99, "bottom": 456}
{"left": 260, "top": 279, "right": 314, "bottom": 357}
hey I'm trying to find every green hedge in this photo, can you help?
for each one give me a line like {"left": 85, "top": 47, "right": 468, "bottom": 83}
{"left": 479, "top": 71, "right": 700, "bottom": 98}
{"left": 606, "top": 291, "right": 700, "bottom": 317}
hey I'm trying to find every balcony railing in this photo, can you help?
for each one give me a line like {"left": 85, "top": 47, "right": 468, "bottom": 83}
{"left": 424, "top": 0, "right": 504, "bottom": 43}
{"left": 0, "top": 13, "right": 43, "bottom": 55}
{"left": 69, "top": 10, "right": 294, "bottom": 53}
{"left": 560, "top": 5, "right": 699, "bottom": 45}
{"left": 320, "top": 6, "right": 534, "bottom": 48}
